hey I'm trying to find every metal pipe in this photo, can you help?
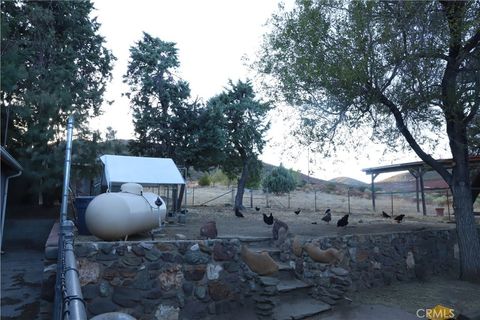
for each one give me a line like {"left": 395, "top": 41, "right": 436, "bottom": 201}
{"left": 63, "top": 220, "right": 87, "bottom": 320}
{"left": 60, "top": 116, "right": 74, "bottom": 223}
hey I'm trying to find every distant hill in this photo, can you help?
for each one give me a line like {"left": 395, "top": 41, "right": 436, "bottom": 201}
{"left": 329, "top": 177, "right": 369, "bottom": 187}
{"left": 376, "top": 170, "right": 448, "bottom": 192}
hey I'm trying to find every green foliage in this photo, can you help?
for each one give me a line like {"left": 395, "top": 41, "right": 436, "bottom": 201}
{"left": 209, "top": 169, "right": 231, "bottom": 186}
{"left": 198, "top": 174, "right": 212, "bottom": 187}
{"left": 206, "top": 80, "right": 270, "bottom": 207}
{"left": 257, "top": 0, "right": 479, "bottom": 171}
{"left": 1, "top": 0, "right": 114, "bottom": 202}
{"left": 262, "top": 165, "right": 297, "bottom": 194}
{"left": 124, "top": 32, "right": 191, "bottom": 159}
{"left": 123, "top": 33, "right": 225, "bottom": 171}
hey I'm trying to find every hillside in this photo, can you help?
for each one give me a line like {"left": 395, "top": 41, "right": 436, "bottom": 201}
{"left": 329, "top": 177, "right": 369, "bottom": 187}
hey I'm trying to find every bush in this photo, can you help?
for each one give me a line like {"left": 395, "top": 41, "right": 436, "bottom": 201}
{"left": 262, "top": 165, "right": 297, "bottom": 194}
{"left": 198, "top": 174, "right": 211, "bottom": 186}
{"left": 210, "top": 169, "right": 230, "bottom": 186}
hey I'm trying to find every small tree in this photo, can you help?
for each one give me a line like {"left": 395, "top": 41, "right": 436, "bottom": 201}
{"left": 263, "top": 165, "right": 297, "bottom": 195}
{"left": 207, "top": 80, "right": 271, "bottom": 211}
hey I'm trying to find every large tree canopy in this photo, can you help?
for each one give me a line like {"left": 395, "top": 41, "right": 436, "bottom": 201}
{"left": 1, "top": 0, "right": 114, "bottom": 202}
{"left": 207, "top": 80, "right": 271, "bottom": 210}
{"left": 257, "top": 0, "right": 480, "bottom": 281}
{"left": 124, "top": 32, "right": 191, "bottom": 160}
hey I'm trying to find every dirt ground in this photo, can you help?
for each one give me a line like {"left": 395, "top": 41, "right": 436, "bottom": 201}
{"left": 100, "top": 205, "right": 458, "bottom": 242}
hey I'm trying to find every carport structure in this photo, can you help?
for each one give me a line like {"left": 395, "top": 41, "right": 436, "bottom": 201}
{"left": 100, "top": 155, "right": 186, "bottom": 213}
{"left": 362, "top": 157, "right": 480, "bottom": 215}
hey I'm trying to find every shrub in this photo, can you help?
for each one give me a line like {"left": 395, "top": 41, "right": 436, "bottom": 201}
{"left": 210, "top": 169, "right": 230, "bottom": 186}
{"left": 198, "top": 174, "right": 211, "bottom": 186}
{"left": 262, "top": 165, "right": 297, "bottom": 194}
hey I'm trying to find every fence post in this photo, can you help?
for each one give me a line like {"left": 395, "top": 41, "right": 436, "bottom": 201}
{"left": 288, "top": 193, "right": 291, "bottom": 209}
{"left": 231, "top": 188, "right": 235, "bottom": 206}
{"left": 391, "top": 192, "right": 394, "bottom": 215}
{"left": 250, "top": 189, "right": 253, "bottom": 208}
{"left": 348, "top": 188, "right": 351, "bottom": 214}
{"left": 266, "top": 188, "right": 269, "bottom": 208}
{"left": 314, "top": 190, "right": 317, "bottom": 212}
{"left": 192, "top": 187, "right": 195, "bottom": 206}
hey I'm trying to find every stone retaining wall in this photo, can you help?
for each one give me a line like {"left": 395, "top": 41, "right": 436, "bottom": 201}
{"left": 74, "top": 239, "right": 256, "bottom": 319}
{"left": 279, "top": 228, "right": 458, "bottom": 298}
{"left": 70, "top": 228, "right": 459, "bottom": 320}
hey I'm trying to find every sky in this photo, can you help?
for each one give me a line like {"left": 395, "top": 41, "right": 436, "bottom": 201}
{"left": 90, "top": 0, "right": 450, "bottom": 183}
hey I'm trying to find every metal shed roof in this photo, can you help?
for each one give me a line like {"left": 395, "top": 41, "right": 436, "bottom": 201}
{"left": 100, "top": 155, "right": 185, "bottom": 188}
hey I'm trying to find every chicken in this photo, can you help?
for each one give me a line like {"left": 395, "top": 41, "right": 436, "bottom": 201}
{"left": 263, "top": 213, "right": 274, "bottom": 225}
{"left": 336, "top": 214, "right": 349, "bottom": 227}
{"left": 394, "top": 214, "right": 405, "bottom": 223}
{"left": 235, "top": 208, "right": 244, "bottom": 218}
{"left": 322, "top": 209, "right": 332, "bottom": 224}
{"left": 382, "top": 211, "right": 391, "bottom": 218}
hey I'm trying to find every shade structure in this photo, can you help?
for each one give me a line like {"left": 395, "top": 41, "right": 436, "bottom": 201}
{"left": 100, "top": 155, "right": 185, "bottom": 190}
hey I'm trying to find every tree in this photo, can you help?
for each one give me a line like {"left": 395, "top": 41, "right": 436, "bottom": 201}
{"left": 1, "top": 0, "right": 114, "bottom": 204}
{"left": 123, "top": 32, "right": 192, "bottom": 161}
{"left": 207, "top": 80, "right": 271, "bottom": 210}
{"left": 257, "top": 0, "right": 480, "bottom": 281}
{"left": 263, "top": 165, "right": 297, "bottom": 194}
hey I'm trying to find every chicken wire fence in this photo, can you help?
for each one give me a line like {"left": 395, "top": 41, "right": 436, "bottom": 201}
{"left": 181, "top": 185, "right": 480, "bottom": 217}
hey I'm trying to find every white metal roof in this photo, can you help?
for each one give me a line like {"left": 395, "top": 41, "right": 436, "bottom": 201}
{"left": 100, "top": 155, "right": 185, "bottom": 188}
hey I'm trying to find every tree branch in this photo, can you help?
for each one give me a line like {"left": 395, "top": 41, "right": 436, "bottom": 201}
{"left": 369, "top": 84, "right": 453, "bottom": 185}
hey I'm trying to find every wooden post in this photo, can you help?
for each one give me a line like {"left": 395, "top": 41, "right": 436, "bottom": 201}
{"left": 446, "top": 189, "right": 451, "bottom": 220}
{"left": 371, "top": 173, "right": 378, "bottom": 212}
{"left": 288, "top": 192, "right": 291, "bottom": 209}
{"left": 391, "top": 192, "right": 394, "bottom": 215}
{"left": 192, "top": 187, "right": 195, "bottom": 206}
{"left": 250, "top": 189, "right": 253, "bottom": 208}
{"left": 419, "top": 168, "right": 427, "bottom": 216}
{"left": 348, "top": 188, "right": 351, "bottom": 214}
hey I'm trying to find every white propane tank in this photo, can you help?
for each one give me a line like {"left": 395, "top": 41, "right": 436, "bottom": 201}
{"left": 85, "top": 183, "right": 166, "bottom": 241}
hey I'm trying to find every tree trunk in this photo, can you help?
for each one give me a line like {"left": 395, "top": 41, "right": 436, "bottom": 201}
{"left": 449, "top": 125, "right": 480, "bottom": 282}
{"left": 234, "top": 161, "right": 249, "bottom": 210}
{"left": 451, "top": 169, "right": 480, "bottom": 282}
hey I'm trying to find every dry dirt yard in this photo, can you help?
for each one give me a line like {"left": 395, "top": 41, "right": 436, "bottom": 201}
{"left": 154, "top": 205, "right": 457, "bottom": 241}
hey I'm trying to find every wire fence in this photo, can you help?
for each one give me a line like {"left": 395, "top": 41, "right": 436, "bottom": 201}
{"left": 183, "top": 185, "right": 480, "bottom": 217}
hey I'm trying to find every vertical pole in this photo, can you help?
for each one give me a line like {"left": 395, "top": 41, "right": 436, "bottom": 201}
{"left": 347, "top": 188, "right": 351, "bottom": 214}
{"left": 60, "top": 116, "right": 74, "bottom": 223}
{"left": 446, "top": 189, "right": 451, "bottom": 220}
{"left": 250, "top": 189, "right": 253, "bottom": 208}
{"left": 371, "top": 173, "right": 377, "bottom": 212}
{"left": 192, "top": 187, "right": 195, "bottom": 206}
{"left": 415, "top": 175, "right": 420, "bottom": 212}
{"left": 184, "top": 184, "right": 187, "bottom": 207}
{"left": 419, "top": 168, "right": 427, "bottom": 216}
{"left": 231, "top": 188, "right": 234, "bottom": 206}
{"left": 390, "top": 192, "right": 394, "bottom": 215}
{"left": 266, "top": 188, "right": 269, "bottom": 208}
{"left": 314, "top": 190, "right": 317, "bottom": 212}
{"left": 288, "top": 192, "right": 291, "bottom": 209}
